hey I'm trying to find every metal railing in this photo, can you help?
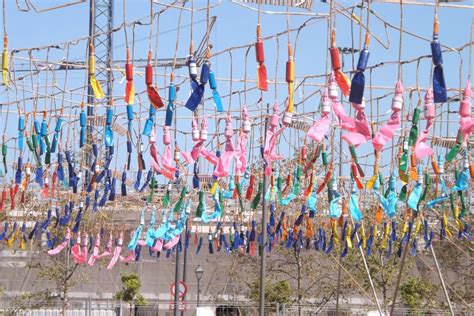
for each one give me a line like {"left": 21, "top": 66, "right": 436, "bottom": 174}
{"left": 1, "top": 297, "right": 470, "bottom": 316}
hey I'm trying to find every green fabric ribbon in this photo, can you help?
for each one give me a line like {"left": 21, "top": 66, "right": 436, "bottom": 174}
{"left": 173, "top": 186, "right": 188, "bottom": 213}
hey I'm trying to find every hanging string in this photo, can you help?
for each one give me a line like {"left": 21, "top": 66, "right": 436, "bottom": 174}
{"left": 397, "top": 0, "right": 404, "bottom": 81}
{"left": 244, "top": 46, "right": 251, "bottom": 106}
{"left": 468, "top": 20, "right": 473, "bottom": 82}
{"left": 2, "top": 0, "right": 6, "bottom": 36}
{"left": 190, "top": 0, "right": 194, "bottom": 46}
{"left": 123, "top": 0, "right": 129, "bottom": 50}
{"left": 274, "top": 37, "right": 279, "bottom": 101}
{"left": 228, "top": 50, "right": 233, "bottom": 112}
{"left": 171, "top": 2, "right": 185, "bottom": 72}
{"left": 148, "top": 0, "right": 154, "bottom": 52}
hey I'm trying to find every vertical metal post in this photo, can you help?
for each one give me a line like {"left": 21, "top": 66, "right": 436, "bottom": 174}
{"left": 430, "top": 244, "right": 454, "bottom": 315}
{"left": 180, "top": 219, "right": 189, "bottom": 316}
{"left": 334, "top": 51, "right": 345, "bottom": 316}
{"left": 197, "top": 278, "right": 201, "bottom": 307}
{"left": 259, "top": 103, "right": 270, "bottom": 316}
{"left": 173, "top": 233, "right": 181, "bottom": 316}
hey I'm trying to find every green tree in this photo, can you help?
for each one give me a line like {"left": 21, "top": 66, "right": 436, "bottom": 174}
{"left": 249, "top": 279, "right": 292, "bottom": 307}
{"left": 114, "top": 273, "right": 147, "bottom": 316}
{"left": 401, "top": 277, "right": 439, "bottom": 314}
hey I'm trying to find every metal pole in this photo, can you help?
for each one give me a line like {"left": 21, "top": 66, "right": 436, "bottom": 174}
{"left": 180, "top": 219, "right": 189, "bottom": 316}
{"left": 197, "top": 278, "right": 201, "bottom": 307}
{"left": 430, "top": 244, "right": 454, "bottom": 315}
{"left": 173, "top": 233, "right": 181, "bottom": 316}
{"left": 389, "top": 221, "right": 412, "bottom": 316}
{"left": 259, "top": 102, "right": 270, "bottom": 316}
{"left": 334, "top": 52, "right": 345, "bottom": 316}
{"left": 355, "top": 233, "right": 383, "bottom": 315}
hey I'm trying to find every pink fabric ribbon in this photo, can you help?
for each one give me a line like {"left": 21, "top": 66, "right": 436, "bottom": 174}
{"left": 414, "top": 88, "right": 436, "bottom": 160}
{"left": 151, "top": 238, "right": 163, "bottom": 252}
{"left": 47, "top": 227, "right": 71, "bottom": 255}
{"left": 307, "top": 89, "right": 331, "bottom": 143}
{"left": 96, "top": 232, "right": 113, "bottom": 259}
{"left": 120, "top": 250, "right": 135, "bottom": 263}
{"left": 234, "top": 108, "right": 250, "bottom": 175}
{"left": 327, "top": 75, "right": 371, "bottom": 147}
{"left": 372, "top": 81, "right": 404, "bottom": 152}
{"left": 88, "top": 232, "right": 101, "bottom": 266}
{"left": 106, "top": 232, "right": 123, "bottom": 271}
{"left": 459, "top": 80, "right": 474, "bottom": 144}
{"left": 214, "top": 114, "right": 235, "bottom": 178}
{"left": 264, "top": 103, "right": 285, "bottom": 176}
{"left": 341, "top": 108, "right": 372, "bottom": 147}
{"left": 149, "top": 128, "right": 175, "bottom": 180}
{"left": 182, "top": 117, "right": 219, "bottom": 166}
{"left": 161, "top": 126, "right": 176, "bottom": 179}
{"left": 72, "top": 232, "right": 89, "bottom": 264}
{"left": 164, "top": 235, "right": 180, "bottom": 250}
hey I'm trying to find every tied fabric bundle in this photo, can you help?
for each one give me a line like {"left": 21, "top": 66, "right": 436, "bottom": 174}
{"left": 181, "top": 117, "right": 219, "bottom": 166}
{"left": 329, "top": 30, "right": 351, "bottom": 97}
{"left": 145, "top": 50, "right": 164, "bottom": 109}
{"left": 124, "top": 48, "right": 135, "bottom": 104}
{"left": 71, "top": 232, "right": 89, "bottom": 264}
{"left": 307, "top": 89, "right": 331, "bottom": 143}
{"left": 185, "top": 48, "right": 210, "bottom": 112}
{"left": 149, "top": 127, "right": 175, "bottom": 180}
{"left": 209, "top": 65, "right": 224, "bottom": 112}
{"left": 431, "top": 20, "right": 447, "bottom": 103}
{"left": 107, "top": 232, "right": 123, "bottom": 270}
{"left": 329, "top": 73, "right": 371, "bottom": 147}
{"left": 349, "top": 184, "right": 363, "bottom": 222}
{"left": 375, "top": 172, "right": 398, "bottom": 218}
{"left": 349, "top": 34, "right": 370, "bottom": 105}
{"left": 165, "top": 74, "right": 176, "bottom": 127}
{"left": 283, "top": 43, "right": 295, "bottom": 125}
{"left": 234, "top": 108, "right": 251, "bottom": 176}
{"left": 372, "top": 81, "right": 404, "bottom": 152}
{"left": 214, "top": 114, "right": 235, "bottom": 178}
{"left": 264, "top": 103, "right": 286, "bottom": 176}
{"left": 89, "top": 45, "right": 105, "bottom": 99}
{"left": 255, "top": 24, "right": 268, "bottom": 91}
{"left": 459, "top": 81, "right": 474, "bottom": 145}
{"left": 414, "top": 89, "right": 436, "bottom": 160}
{"left": 2, "top": 35, "right": 9, "bottom": 86}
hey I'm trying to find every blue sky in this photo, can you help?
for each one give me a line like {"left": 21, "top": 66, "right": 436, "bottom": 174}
{"left": 1, "top": 0, "right": 473, "bottom": 184}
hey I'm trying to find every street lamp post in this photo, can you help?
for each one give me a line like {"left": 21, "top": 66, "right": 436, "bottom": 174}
{"left": 195, "top": 265, "right": 204, "bottom": 308}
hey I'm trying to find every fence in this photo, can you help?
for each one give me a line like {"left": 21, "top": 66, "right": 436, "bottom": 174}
{"left": 1, "top": 297, "right": 471, "bottom": 316}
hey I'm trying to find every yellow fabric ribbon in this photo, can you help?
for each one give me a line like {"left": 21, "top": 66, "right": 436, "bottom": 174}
{"left": 210, "top": 181, "right": 218, "bottom": 195}
{"left": 346, "top": 225, "right": 353, "bottom": 249}
{"left": 442, "top": 212, "right": 452, "bottom": 238}
{"left": 89, "top": 55, "right": 105, "bottom": 99}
